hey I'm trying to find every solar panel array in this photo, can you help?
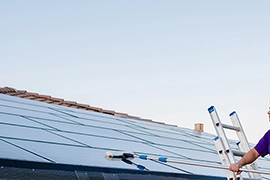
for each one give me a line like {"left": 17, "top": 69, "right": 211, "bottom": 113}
{"left": 0, "top": 94, "right": 270, "bottom": 179}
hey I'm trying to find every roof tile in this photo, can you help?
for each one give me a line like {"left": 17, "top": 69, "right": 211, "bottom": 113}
{"left": 0, "top": 86, "right": 177, "bottom": 127}
{"left": 17, "top": 90, "right": 27, "bottom": 94}
{"left": 50, "top": 97, "right": 64, "bottom": 102}
{"left": 101, "top": 109, "right": 115, "bottom": 115}
{"left": 114, "top": 112, "right": 129, "bottom": 118}
{"left": 0, "top": 87, "right": 16, "bottom": 93}
{"left": 87, "top": 106, "right": 102, "bottom": 112}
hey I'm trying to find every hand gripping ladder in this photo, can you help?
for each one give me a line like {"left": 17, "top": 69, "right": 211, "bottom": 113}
{"left": 208, "top": 106, "right": 262, "bottom": 180}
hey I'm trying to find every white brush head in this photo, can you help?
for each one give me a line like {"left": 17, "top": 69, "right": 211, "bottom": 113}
{"left": 105, "top": 151, "right": 134, "bottom": 160}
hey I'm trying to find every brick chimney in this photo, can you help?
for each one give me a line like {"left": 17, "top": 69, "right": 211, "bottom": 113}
{"left": 194, "top": 123, "right": 204, "bottom": 132}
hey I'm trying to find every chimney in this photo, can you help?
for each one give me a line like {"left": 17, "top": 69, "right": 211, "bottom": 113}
{"left": 194, "top": 123, "right": 204, "bottom": 132}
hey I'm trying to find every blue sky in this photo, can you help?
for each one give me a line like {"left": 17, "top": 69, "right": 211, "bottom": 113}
{"left": 1, "top": 1, "right": 270, "bottom": 144}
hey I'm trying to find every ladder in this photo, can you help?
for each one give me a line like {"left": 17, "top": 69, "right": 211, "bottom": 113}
{"left": 208, "top": 106, "right": 262, "bottom": 180}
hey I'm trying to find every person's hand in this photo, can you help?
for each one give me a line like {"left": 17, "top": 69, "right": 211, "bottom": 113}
{"left": 229, "top": 163, "right": 242, "bottom": 175}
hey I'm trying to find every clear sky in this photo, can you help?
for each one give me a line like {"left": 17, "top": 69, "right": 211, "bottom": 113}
{"left": 1, "top": 1, "right": 269, "bottom": 144}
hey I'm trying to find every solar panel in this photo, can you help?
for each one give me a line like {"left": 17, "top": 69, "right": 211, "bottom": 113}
{"left": 0, "top": 94, "right": 269, "bottom": 179}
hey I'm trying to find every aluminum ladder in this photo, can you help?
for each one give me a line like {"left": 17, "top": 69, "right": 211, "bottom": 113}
{"left": 208, "top": 106, "right": 262, "bottom": 180}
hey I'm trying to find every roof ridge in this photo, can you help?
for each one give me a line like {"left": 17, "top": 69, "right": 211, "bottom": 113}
{"left": 0, "top": 86, "right": 177, "bottom": 127}
{"left": 0, "top": 86, "right": 17, "bottom": 93}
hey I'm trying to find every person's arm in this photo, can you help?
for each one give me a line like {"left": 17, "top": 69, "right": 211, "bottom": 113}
{"left": 229, "top": 148, "right": 260, "bottom": 174}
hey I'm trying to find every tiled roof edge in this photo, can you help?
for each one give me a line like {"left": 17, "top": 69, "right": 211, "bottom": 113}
{"left": 0, "top": 87, "right": 17, "bottom": 94}
{"left": 0, "top": 86, "right": 178, "bottom": 127}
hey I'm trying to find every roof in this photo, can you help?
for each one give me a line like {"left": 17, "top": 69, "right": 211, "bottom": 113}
{"left": 0, "top": 86, "right": 175, "bottom": 127}
{"left": 0, "top": 86, "right": 270, "bottom": 179}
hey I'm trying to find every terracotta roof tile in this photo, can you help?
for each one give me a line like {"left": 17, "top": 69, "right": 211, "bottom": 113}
{"left": 141, "top": 119, "right": 153, "bottom": 123}
{"left": 17, "top": 90, "right": 27, "bottom": 94}
{"left": 87, "top": 106, "right": 102, "bottom": 112}
{"left": 67, "top": 105, "right": 79, "bottom": 108}
{"left": 0, "top": 87, "right": 16, "bottom": 93}
{"left": 36, "top": 94, "right": 51, "bottom": 99}
{"left": 24, "top": 96, "right": 38, "bottom": 100}
{"left": 127, "top": 115, "right": 141, "bottom": 120}
{"left": 16, "top": 94, "right": 33, "bottom": 98}
{"left": 76, "top": 103, "right": 90, "bottom": 108}
{"left": 0, "top": 86, "right": 177, "bottom": 127}
{"left": 50, "top": 101, "right": 64, "bottom": 105}
{"left": 74, "top": 103, "right": 90, "bottom": 110}
{"left": 61, "top": 104, "right": 71, "bottom": 107}
{"left": 6, "top": 92, "right": 18, "bottom": 96}
{"left": 152, "top": 121, "right": 165, "bottom": 125}
{"left": 102, "top": 109, "right": 115, "bottom": 115}
{"left": 114, "top": 112, "right": 129, "bottom": 118}
{"left": 63, "top": 101, "right": 77, "bottom": 105}
{"left": 34, "top": 97, "right": 48, "bottom": 101}
{"left": 50, "top": 97, "right": 64, "bottom": 102}
{"left": 24, "top": 92, "right": 39, "bottom": 96}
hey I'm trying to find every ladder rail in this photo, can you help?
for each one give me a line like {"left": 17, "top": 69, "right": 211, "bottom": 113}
{"left": 208, "top": 106, "right": 232, "bottom": 154}
{"left": 229, "top": 112, "right": 251, "bottom": 153}
{"left": 230, "top": 112, "right": 262, "bottom": 179}
{"left": 214, "top": 136, "right": 241, "bottom": 180}
{"left": 208, "top": 106, "right": 241, "bottom": 180}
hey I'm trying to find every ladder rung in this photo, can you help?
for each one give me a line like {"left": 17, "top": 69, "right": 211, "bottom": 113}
{"left": 232, "top": 149, "right": 246, "bottom": 157}
{"left": 221, "top": 123, "right": 240, "bottom": 131}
